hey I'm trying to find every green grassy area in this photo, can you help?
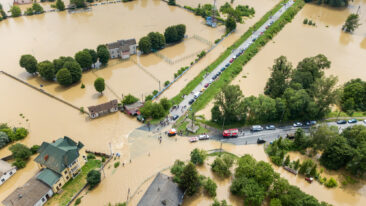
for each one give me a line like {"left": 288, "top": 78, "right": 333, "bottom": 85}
{"left": 46, "top": 159, "right": 102, "bottom": 206}
{"left": 171, "top": 0, "right": 292, "bottom": 107}
{"left": 325, "top": 111, "right": 366, "bottom": 118}
{"left": 208, "top": 151, "right": 239, "bottom": 159}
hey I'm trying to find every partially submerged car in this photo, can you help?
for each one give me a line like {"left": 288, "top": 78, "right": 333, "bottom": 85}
{"left": 257, "top": 138, "right": 266, "bottom": 144}
{"left": 198, "top": 134, "right": 210, "bottom": 140}
{"left": 293, "top": 122, "right": 303, "bottom": 127}
{"left": 348, "top": 119, "right": 357, "bottom": 124}
{"left": 189, "top": 137, "right": 198, "bottom": 143}
{"left": 337, "top": 119, "right": 347, "bottom": 124}
{"left": 265, "top": 125, "right": 276, "bottom": 130}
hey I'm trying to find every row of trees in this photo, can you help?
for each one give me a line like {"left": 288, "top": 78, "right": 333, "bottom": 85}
{"left": 340, "top": 78, "right": 366, "bottom": 114}
{"left": 305, "top": 0, "right": 349, "bottom": 7}
{"left": 220, "top": 2, "right": 255, "bottom": 23}
{"left": 9, "top": 143, "right": 39, "bottom": 169}
{"left": 211, "top": 54, "right": 338, "bottom": 125}
{"left": 0, "top": 123, "right": 29, "bottom": 149}
{"left": 19, "top": 45, "right": 110, "bottom": 86}
{"left": 24, "top": 3, "right": 44, "bottom": 16}
{"left": 231, "top": 154, "right": 330, "bottom": 206}
{"left": 0, "top": 4, "right": 7, "bottom": 21}
{"left": 138, "top": 24, "right": 186, "bottom": 54}
{"left": 140, "top": 98, "right": 172, "bottom": 119}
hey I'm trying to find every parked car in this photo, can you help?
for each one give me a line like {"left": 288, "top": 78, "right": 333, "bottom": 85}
{"left": 225, "top": 63, "right": 230, "bottom": 67}
{"left": 230, "top": 58, "right": 234, "bottom": 63}
{"left": 337, "top": 119, "right": 347, "bottom": 124}
{"left": 223, "top": 129, "right": 239, "bottom": 138}
{"left": 364, "top": 119, "right": 366, "bottom": 124}
{"left": 293, "top": 122, "right": 303, "bottom": 127}
{"left": 252, "top": 38, "right": 256, "bottom": 42}
{"left": 221, "top": 67, "right": 225, "bottom": 72}
{"left": 305, "top": 177, "right": 314, "bottom": 183}
{"left": 265, "top": 125, "right": 276, "bottom": 130}
{"left": 305, "top": 121, "right": 317, "bottom": 126}
{"left": 168, "top": 129, "right": 177, "bottom": 137}
{"left": 200, "top": 88, "right": 205, "bottom": 92}
{"left": 194, "top": 92, "right": 200, "bottom": 99}
{"left": 204, "top": 83, "right": 210, "bottom": 88}
{"left": 212, "top": 75, "right": 217, "bottom": 80}
{"left": 198, "top": 134, "right": 210, "bottom": 140}
{"left": 348, "top": 119, "right": 358, "bottom": 124}
{"left": 188, "top": 99, "right": 195, "bottom": 105}
{"left": 209, "top": 79, "right": 213, "bottom": 84}
{"left": 257, "top": 138, "right": 266, "bottom": 144}
{"left": 251, "top": 125, "right": 263, "bottom": 132}
{"left": 189, "top": 137, "right": 198, "bottom": 143}
{"left": 172, "top": 115, "right": 179, "bottom": 120}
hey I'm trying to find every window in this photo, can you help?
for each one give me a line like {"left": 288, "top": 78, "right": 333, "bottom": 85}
{"left": 1, "top": 179, "right": 4, "bottom": 182}
{"left": 9, "top": 171, "right": 12, "bottom": 175}
{"left": 3, "top": 172, "right": 6, "bottom": 175}
{"left": 66, "top": 176, "right": 69, "bottom": 180}
{"left": 64, "top": 170, "right": 67, "bottom": 174}
{"left": 59, "top": 183, "right": 62, "bottom": 187}
{"left": 41, "top": 197, "right": 45, "bottom": 202}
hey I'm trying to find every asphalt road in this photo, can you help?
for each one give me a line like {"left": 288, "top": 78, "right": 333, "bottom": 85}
{"left": 210, "top": 120, "right": 366, "bottom": 145}
{"left": 169, "top": 0, "right": 295, "bottom": 121}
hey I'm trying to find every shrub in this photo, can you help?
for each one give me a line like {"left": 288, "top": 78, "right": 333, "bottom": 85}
{"left": 303, "top": 18, "right": 308, "bottom": 24}
{"left": 102, "top": 156, "right": 106, "bottom": 162}
{"left": 30, "top": 145, "right": 40, "bottom": 154}
{"left": 164, "top": 80, "right": 170, "bottom": 87}
{"left": 190, "top": 148, "right": 207, "bottom": 165}
{"left": 87, "top": 153, "right": 96, "bottom": 160}
{"left": 203, "top": 177, "right": 217, "bottom": 197}
{"left": 13, "top": 159, "right": 26, "bottom": 169}
{"left": 325, "top": 177, "right": 338, "bottom": 188}
{"left": 13, "top": 127, "right": 28, "bottom": 141}
{"left": 122, "top": 94, "right": 139, "bottom": 105}
{"left": 211, "top": 156, "right": 231, "bottom": 178}
{"left": 9, "top": 143, "right": 32, "bottom": 161}
{"left": 75, "top": 197, "right": 81, "bottom": 205}
{"left": 114, "top": 161, "right": 120, "bottom": 168}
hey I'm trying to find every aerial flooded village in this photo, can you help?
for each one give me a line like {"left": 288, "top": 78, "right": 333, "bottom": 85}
{"left": 1, "top": 0, "right": 366, "bottom": 206}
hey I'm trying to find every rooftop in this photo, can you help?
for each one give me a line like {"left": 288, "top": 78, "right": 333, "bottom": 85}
{"left": 137, "top": 173, "right": 184, "bottom": 206}
{"left": 107, "top": 38, "right": 136, "bottom": 50}
{"left": 2, "top": 177, "right": 51, "bottom": 206}
{"left": 88, "top": 99, "right": 118, "bottom": 115}
{"left": 0, "top": 159, "right": 15, "bottom": 177}
{"left": 34, "top": 136, "right": 84, "bottom": 174}
{"left": 37, "top": 168, "right": 61, "bottom": 189}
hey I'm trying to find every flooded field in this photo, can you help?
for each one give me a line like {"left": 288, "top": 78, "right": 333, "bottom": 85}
{"left": 0, "top": 0, "right": 222, "bottom": 107}
{"left": 162, "top": 0, "right": 281, "bottom": 99}
{"left": 232, "top": 1, "right": 366, "bottom": 96}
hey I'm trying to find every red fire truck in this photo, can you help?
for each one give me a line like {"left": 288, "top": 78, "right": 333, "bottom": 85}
{"left": 222, "top": 129, "right": 239, "bottom": 138}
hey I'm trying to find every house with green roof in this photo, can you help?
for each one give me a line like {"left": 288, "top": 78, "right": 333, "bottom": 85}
{"left": 34, "top": 136, "right": 87, "bottom": 193}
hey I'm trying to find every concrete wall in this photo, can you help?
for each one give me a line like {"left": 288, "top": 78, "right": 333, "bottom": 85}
{"left": 34, "top": 189, "right": 53, "bottom": 206}
{"left": 109, "top": 48, "right": 120, "bottom": 59}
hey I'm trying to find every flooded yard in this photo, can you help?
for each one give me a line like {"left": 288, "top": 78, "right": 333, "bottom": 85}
{"left": 231, "top": 1, "right": 366, "bottom": 97}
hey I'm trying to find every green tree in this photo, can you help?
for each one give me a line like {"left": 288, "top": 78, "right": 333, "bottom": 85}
{"left": 9, "top": 143, "right": 32, "bottom": 160}
{"left": 0, "top": 131, "right": 9, "bottom": 149}
{"left": 203, "top": 177, "right": 217, "bottom": 197}
{"left": 190, "top": 148, "right": 207, "bottom": 165}
{"left": 342, "top": 13, "right": 360, "bottom": 33}
{"left": 310, "top": 124, "right": 339, "bottom": 151}
{"left": 340, "top": 79, "right": 366, "bottom": 112}
{"left": 299, "top": 159, "right": 316, "bottom": 176}
{"left": 347, "top": 141, "right": 366, "bottom": 176}
{"left": 87, "top": 49, "right": 98, "bottom": 66}
{"left": 0, "top": 3, "right": 8, "bottom": 20}
{"left": 19, "top": 55, "right": 38, "bottom": 74}
{"left": 264, "top": 56, "right": 292, "bottom": 98}
{"left": 283, "top": 155, "right": 290, "bottom": 166}
{"left": 211, "top": 156, "right": 232, "bottom": 178}
{"left": 10, "top": 6, "right": 21, "bottom": 17}
{"left": 159, "top": 98, "right": 172, "bottom": 111}
{"left": 171, "top": 160, "right": 185, "bottom": 183}
{"left": 32, "top": 3, "right": 44, "bottom": 14}
{"left": 53, "top": 56, "right": 74, "bottom": 73}
{"left": 63, "top": 60, "right": 82, "bottom": 83}
{"left": 75, "top": 50, "right": 93, "bottom": 70}
{"left": 55, "top": 0, "right": 65, "bottom": 11}
{"left": 122, "top": 94, "right": 139, "bottom": 105}
{"left": 168, "top": 0, "right": 176, "bottom": 6}
{"left": 320, "top": 136, "right": 354, "bottom": 170}
{"left": 179, "top": 162, "right": 201, "bottom": 196}
{"left": 324, "top": 177, "right": 338, "bottom": 188}
{"left": 94, "top": 77, "right": 105, "bottom": 94}
{"left": 212, "top": 85, "right": 245, "bottom": 124}
{"left": 87, "top": 170, "right": 101, "bottom": 189}
{"left": 175, "top": 24, "right": 186, "bottom": 41}
{"left": 138, "top": 36, "right": 152, "bottom": 54}
{"left": 225, "top": 16, "right": 236, "bottom": 32}
{"left": 30, "top": 145, "right": 40, "bottom": 154}
{"left": 147, "top": 32, "right": 166, "bottom": 51}
{"left": 71, "top": 0, "right": 86, "bottom": 8}
{"left": 97, "top": 45, "right": 110, "bottom": 65}
{"left": 13, "top": 127, "right": 28, "bottom": 141}
{"left": 56, "top": 68, "right": 73, "bottom": 86}
{"left": 37, "top": 61, "right": 55, "bottom": 81}
{"left": 270, "top": 198, "right": 282, "bottom": 206}
{"left": 140, "top": 101, "right": 166, "bottom": 119}
{"left": 293, "top": 128, "right": 308, "bottom": 150}
{"left": 164, "top": 26, "right": 178, "bottom": 43}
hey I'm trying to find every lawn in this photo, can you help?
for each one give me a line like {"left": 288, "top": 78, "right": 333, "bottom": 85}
{"left": 45, "top": 159, "right": 102, "bottom": 206}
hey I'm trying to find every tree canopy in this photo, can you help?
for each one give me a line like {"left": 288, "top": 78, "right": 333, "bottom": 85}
{"left": 19, "top": 55, "right": 38, "bottom": 74}
{"left": 94, "top": 77, "right": 105, "bottom": 94}
{"left": 56, "top": 68, "right": 73, "bottom": 86}
{"left": 37, "top": 60, "right": 55, "bottom": 81}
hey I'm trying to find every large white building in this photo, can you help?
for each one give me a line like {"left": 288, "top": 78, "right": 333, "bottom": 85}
{"left": 0, "top": 159, "right": 16, "bottom": 186}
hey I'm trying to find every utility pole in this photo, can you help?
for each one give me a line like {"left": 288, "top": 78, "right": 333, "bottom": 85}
{"left": 220, "top": 116, "right": 225, "bottom": 156}
{"left": 159, "top": 80, "right": 161, "bottom": 91}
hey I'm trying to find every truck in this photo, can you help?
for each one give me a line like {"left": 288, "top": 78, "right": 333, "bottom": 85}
{"left": 223, "top": 129, "right": 238, "bottom": 138}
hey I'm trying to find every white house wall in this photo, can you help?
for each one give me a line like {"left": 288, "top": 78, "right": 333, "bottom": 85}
{"left": 0, "top": 168, "right": 16, "bottom": 186}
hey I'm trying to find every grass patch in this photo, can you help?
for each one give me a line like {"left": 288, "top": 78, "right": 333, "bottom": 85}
{"left": 208, "top": 151, "right": 239, "bottom": 159}
{"left": 326, "top": 111, "right": 366, "bottom": 118}
{"left": 46, "top": 159, "right": 102, "bottom": 206}
{"left": 171, "top": 0, "right": 292, "bottom": 107}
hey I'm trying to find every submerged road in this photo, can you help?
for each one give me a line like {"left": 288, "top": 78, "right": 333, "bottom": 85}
{"left": 168, "top": 0, "right": 295, "bottom": 122}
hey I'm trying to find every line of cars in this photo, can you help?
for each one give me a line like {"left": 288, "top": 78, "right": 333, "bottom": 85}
{"left": 336, "top": 119, "right": 366, "bottom": 124}
{"left": 189, "top": 134, "right": 210, "bottom": 143}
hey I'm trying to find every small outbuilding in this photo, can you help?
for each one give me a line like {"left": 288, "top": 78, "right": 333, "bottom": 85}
{"left": 2, "top": 177, "right": 53, "bottom": 206}
{"left": 0, "top": 159, "right": 16, "bottom": 186}
{"left": 124, "top": 102, "right": 144, "bottom": 116}
{"left": 88, "top": 99, "right": 119, "bottom": 119}
{"left": 13, "top": 0, "right": 33, "bottom": 5}
{"left": 107, "top": 38, "right": 137, "bottom": 59}
{"left": 138, "top": 173, "right": 184, "bottom": 206}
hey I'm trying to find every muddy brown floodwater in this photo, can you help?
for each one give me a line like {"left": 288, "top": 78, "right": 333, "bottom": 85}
{"left": 0, "top": 0, "right": 222, "bottom": 108}
{"left": 232, "top": 1, "right": 366, "bottom": 97}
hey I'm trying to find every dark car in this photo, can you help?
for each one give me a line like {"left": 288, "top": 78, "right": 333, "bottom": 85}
{"left": 172, "top": 115, "right": 179, "bottom": 120}
{"left": 337, "top": 120, "right": 347, "bottom": 124}
{"left": 188, "top": 99, "right": 195, "bottom": 105}
{"left": 137, "top": 115, "right": 145, "bottom": 123}
{"left": 265, "top": 125, "right": 276, "bottom": 130}
{"left": 221, "top": 67, "right": 225, "bottom": 72}
{"left": 212, "top": 76, "right": 217, "bottom": 80}
{"left": 204, "top": 83, "right": 210, "bottom": 88}
{"left": 257, "top": 138, "right": 266, "bottom": 144}
{"left": 225, "top": 63, "right": 230, "bottom": 67}
{"left": 348, "top": 119, "right": 358, "bottom": 124}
